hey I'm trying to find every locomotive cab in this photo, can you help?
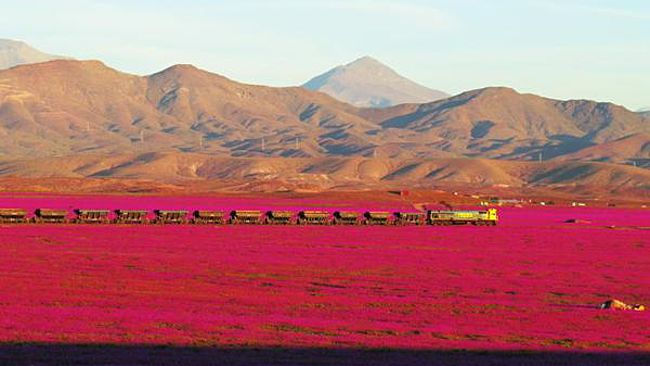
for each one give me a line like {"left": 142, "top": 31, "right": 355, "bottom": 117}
{"left": 487, "top": 208, "right": 498, "bottom": 222}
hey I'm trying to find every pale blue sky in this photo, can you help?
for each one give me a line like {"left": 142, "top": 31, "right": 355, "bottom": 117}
{"left": 1, "top": 0, "right": 648, "bottom": 109}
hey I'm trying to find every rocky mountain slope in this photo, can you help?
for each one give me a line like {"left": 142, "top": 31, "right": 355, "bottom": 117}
{"left": 361, "top": 87, "right": 649, "bottom": 162}
{"left": 557, "top": 133, "right": 649, "bottom": 166}
{"left": 303, "top": 56, "right": 449, "bottom": 108}
{"left": 0, "top": 60, "right": 375, "bottom": 158}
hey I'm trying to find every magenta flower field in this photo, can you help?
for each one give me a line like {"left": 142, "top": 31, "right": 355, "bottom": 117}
{"left": 0, "top": 194, "right": 648, "bottom": 353}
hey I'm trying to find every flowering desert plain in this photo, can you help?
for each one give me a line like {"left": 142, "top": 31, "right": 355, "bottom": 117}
{"left": 0, "top": 193, "right": 648, "bottom": 365}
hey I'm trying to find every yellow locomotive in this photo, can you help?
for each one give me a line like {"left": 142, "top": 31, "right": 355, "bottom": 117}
{"left": 427, "top": 208, "right": 498, "bottom": 226}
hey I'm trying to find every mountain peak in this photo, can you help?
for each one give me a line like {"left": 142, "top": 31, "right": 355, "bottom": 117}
{"left": 348, "top": 56, "right": 383, "bottom": 66}
{"left": 0, "top": 38, "right": 70, "bottom": 70}
{"left": 303, "top": 57, "right": 449, "bottom": 108}
{"left": 2, "top": 59, "right": 127, "bottom": 78}
{"left": 466, "top": 86, "right": 520, "bottom": 99}
{"left": 339, "top": 56, "right": 400, "bottom": 78}
{"left": 161, "top": 64, "right": 201, "bottom": 72}
{"left": 0, "top": 38, "right": 27, "bottom": 47}
{"left": 149, "top": 64, "right": 233, "bottom": 86}
{"left": 355, "top": 55, "right": 378, "bottom": 62}
{"left": 151, "top": 64, "right": 204, "bottom": 78}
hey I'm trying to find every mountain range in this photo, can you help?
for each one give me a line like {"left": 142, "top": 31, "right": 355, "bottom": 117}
{"left": 0, "top": 40, "right": 647, "bottom": 197}
{"left": 1, "top": 59, "right": 647, "bottom": 162}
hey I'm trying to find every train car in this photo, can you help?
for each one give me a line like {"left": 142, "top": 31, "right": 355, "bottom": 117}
{"left": 114, "top": 210, "right": 149, "bottom": 224}
{"left": 154, "top": 210, "right": 188, "bottom": 224}
{"left": 74, "top": 209, "right": 110, "bottom": 224}
{"left": 333, "top": 211, "right": 360, "bottom": 225}
{"left": 0, "top": 208, "right": 28, "bottom": 224}
{"left": 394, "top": 212, "right": 426, "bottom": 225}
{"left": 230, "top": 210, "right": 262, "bottom": 224}
{"left": 363, "top": 211, "right": 391, "bottom": 225}
{"left": 265, "top": 211, "right": 294, "bottom": 225}
{"left": 428, "top": 208, "right": 498, "bottom": 226}
{"left": 34, "top": 209, "right": 68, "bottom": 224}
{"left": 192, "top": 210, "right": 225, "bottom": 224}
{"left": 297, "top": 211, "right": 330, "bottom": 225}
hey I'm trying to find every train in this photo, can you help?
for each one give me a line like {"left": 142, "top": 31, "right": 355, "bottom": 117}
{"left": 0, "top": 208, "right": 498, "bottom": 226}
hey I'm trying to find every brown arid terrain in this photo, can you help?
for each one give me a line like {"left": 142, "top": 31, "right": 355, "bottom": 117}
{"left": 556, "top": 133, "right": 649, "bottom": 165}
{"left": 0, "top": 59, "right": 648, "bottom": 199}
{"left": 0, "top": 153, "right": 648, "bottom": 195}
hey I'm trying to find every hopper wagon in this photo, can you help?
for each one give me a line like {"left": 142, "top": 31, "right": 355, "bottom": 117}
{"left": 34, "top": 209, "right": 68, "bottom": 224}
{"left": 364, "top": 211, "right": 391, "bottom": 225}
{"left": 297, "top": 211, "right": 330, "bottom": 225}
{"left": 114, "top": 210, "right": 149, "bottom": 224}
{"left": 265, "top": 210, "right": 294, "bottom": 225}
{"left": 154, "top": 210, "right": 188, "bottom": 224}
{"left": 333, "top": 211, "right": 360, "bottom": 225}
{"left": 230, "top": 210, "right": 262, "bottom": 224}
{"left": 74, "top": 209, "right": 110, "bottom": 224}
{"left": 394, "top": 212, "right": 426, "bottom": 225}
{"left": 193, "top": 210, "right": 225, "bottom": 224}
{"left": 428, "top": 208, "right": 498, "bottom": 226}
{"left": 0, "top": 208, "right": 28, "bottom": 224}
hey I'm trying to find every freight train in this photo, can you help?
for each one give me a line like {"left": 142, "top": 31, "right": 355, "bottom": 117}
{"left": 0, "top": 208, "right": 498, "bottom": 226}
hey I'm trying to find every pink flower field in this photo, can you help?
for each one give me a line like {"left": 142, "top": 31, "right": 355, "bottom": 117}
{"left": 0, "top": 194, "right": 648, "bottom": 364}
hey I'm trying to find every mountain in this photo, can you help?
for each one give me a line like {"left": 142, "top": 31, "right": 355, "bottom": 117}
{"left": 0, "top": 59, "right": 648, "bottom": 196}
{"left": 0, "top": 60, "right": 376, "bottom": 158}
{"left": 303, "top": 56, "right": 449, "bottom": 108}
{"left": 361, "top": 87, "right": 649, "bottom": 161}
{"left": 0, "top": 39, "right": 69, "bottom": 69}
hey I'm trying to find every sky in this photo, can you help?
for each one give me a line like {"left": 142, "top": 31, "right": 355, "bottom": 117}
{"left": 0, "top": 0, "right": 648, "bottom": 110}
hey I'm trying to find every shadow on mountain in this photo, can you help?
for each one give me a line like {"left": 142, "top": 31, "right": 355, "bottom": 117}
{"left": 1, "top": 343, "right": 648, "bottom": 366}
{"left": 380, "top": 109, "right": 431, "bottom": 129}
{"left": 540, "top": 134, "right": 597, "bottom": 159}
{"left": 497, "top": 135, "right": 596, "bottom": 161}
{"left": 530, "top": 164, "right": 597, "bottom": 184}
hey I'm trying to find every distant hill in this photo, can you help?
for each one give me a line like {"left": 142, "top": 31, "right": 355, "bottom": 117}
{"left": 303, "top": 56, "right": 449, "bottom": 108}
{"left": 361, "top": 87, "right": 649, "bottom": 161}
{"left": 0, "top": 39, "right": 69, "bottom": 69}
